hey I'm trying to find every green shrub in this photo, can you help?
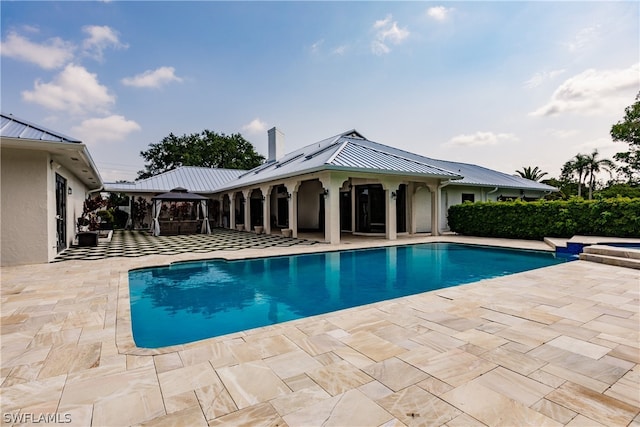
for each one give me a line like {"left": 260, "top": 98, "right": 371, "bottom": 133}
{"left": 448, "top": 197, "right": 640, "bottom": 240}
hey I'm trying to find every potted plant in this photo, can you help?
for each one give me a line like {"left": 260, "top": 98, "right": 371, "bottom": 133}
{"left": 76, "top": 196, "right": 106, "bottom": 246}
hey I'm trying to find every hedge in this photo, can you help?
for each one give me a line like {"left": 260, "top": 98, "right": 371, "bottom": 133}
{"left": 447, "top": 197, "right": 640, "bottom": 240}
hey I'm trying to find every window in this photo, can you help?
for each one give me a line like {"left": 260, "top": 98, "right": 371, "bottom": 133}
{"left": 461, "top": 193, "right": 475, "bottom": 203}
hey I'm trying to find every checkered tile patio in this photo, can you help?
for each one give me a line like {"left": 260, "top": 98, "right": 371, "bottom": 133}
{"left": 54, "top": 229, "right": 317, "bottom": 262}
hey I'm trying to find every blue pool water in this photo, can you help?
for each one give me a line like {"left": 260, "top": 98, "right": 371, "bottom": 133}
{"left": 129, "top": 243, "right": 571, "bottom": 348}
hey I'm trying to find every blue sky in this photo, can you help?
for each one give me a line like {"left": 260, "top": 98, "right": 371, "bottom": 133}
{"left": 2, "top": 1, "right": 638, "bottom": 183}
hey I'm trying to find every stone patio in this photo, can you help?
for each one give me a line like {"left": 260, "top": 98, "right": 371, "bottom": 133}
{"left": 1, "top": 234, "right": 639, "bottom": 426}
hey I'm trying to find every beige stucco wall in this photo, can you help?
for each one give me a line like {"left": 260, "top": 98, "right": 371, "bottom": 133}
{"left": 1, "top": 148, "right": 92, "bottom": 266}
{"left": 414, "top": 187, "right": 432, "bottom": 233}
{"left": 1, "top": 149, "right": 49, "bottom": 266}
{"left": 298, "top": 180, "right": 323, "bottom": 230}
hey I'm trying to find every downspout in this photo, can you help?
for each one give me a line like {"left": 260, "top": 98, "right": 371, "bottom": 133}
{"left": 87, "top": 186, "right": 104, "bottom": 195}
{"left": 486, "top": 187, "right": 498, "bottom": 201}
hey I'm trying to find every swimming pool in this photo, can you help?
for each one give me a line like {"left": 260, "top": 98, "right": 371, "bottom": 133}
{"left": 129, "top": 243, "right": 570, "bottom": 348}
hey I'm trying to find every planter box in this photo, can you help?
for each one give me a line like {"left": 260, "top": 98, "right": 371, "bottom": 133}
{"left": 236, "top": 224, "right": 245, "bottom": 231}
{"left": 254, "top": 226, "right": 264, "bottom": 235}
{"left": 281, "top": 229, "right": 292, "bottom": 238}
{"left": 77, "top": 232, "right": 98, "bottom": 247}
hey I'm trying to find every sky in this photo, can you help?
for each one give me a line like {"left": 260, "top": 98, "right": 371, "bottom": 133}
{"left": 1, "top": 1, "right": 638, "bottom": 183}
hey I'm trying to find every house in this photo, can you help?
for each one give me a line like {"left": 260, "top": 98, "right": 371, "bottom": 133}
{"left": 1, "top": 113, "right": 103, "bottom": 266}
{"left": 105, "top": 128, "right": 557, "bottom": 244}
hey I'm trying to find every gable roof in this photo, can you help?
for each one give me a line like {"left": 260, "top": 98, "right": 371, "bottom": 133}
{"left": 217, "top": 130, "right": 464, "bottom": 192}
{"left": 1, "top": 113, "right": 81, "bottom": 143}
{"left": 103, "top": 166, "right": 245, "bottom": 194}
{"left": 356, "top": 138, "right": 558, "bottom": 191}
{"left": 216, "top": 130, "right": 556, "bottom": 192}
{"left": 0, "top": 113, "right": 102, "bottom": 189}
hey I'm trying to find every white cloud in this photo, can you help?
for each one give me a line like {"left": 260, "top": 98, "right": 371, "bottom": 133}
{"left": 427, "top": 6, "right": 453, "bottom": 22}
{"left": 82, "top": 25, "right": 128, "bottom": 61}
{"left": 0, "top": 31, "right": 74, "bottom": 69}
{"left": 562, "top": 25, "right": 601, "bottom": 53}
{"left": 546, "top": 128, "right": 579, "bottom": 139}
{"left": 332, "top": 45, "right": 348, "bottom": 56}
{"left": 22, "top": 63, "right": 115, "bottom": 114}
{"left": 242, "top": 118, "right": 267, "bottom": 135}
{"left": 524, "top": 69, "right": 566, "bottom": 89}
{"left": 310, "top": 39, "right": 324, "bottom": 55}
{"left": 447, "top": 131, "right": 518, "bottom": 147}
{"left": 530, "top": 63, "right": 640, "bottom": 117}
{"left": 71, "top": 115, "right": 141, "bottom": 144}
{"left": 371, "top": 15, "right": 409, "bottom": 56}
{"left": 121, "top": 66, "right": 183, "bottom": 88}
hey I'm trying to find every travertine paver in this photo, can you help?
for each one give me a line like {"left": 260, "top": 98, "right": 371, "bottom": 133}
{"left": 1, "top": 234, "right": 639, "bottom": 426}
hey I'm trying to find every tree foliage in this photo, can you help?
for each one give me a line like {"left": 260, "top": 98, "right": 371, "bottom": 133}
{"left": 515, "top": 166, "right": 548, "bottom": 182}
{"left": 611, "top": 92, "right": 640, "bottom": 184}
{"left": 561, "top": 154, "right": 589, "bottom": 198}
{"left": 137, "top": 130, "right": 265, "bottom": 179}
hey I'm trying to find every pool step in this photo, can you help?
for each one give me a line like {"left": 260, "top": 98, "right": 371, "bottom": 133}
{"left": 579, "top": 245, "right": 640, "bottom": 270}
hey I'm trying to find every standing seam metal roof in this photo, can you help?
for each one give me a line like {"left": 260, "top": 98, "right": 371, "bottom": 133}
{"left": 330, "top": 139, "right": 462, "bottom": 177}
{"left": 103, "top": 166, "right": 245, "bottom": 193}
{"left": 1, "top": 114, "right": 81, "bottom": 143}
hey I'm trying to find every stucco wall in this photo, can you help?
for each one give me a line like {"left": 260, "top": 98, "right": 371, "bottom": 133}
{"left": 1, "top": 149, "right": 49, "bottom": 266}
{"left": 1, "top": 148, "right": 92, "bottom": 266}
{"left": 298, "top": 180, "right": 323, "bottom": 230}
{"left": 414, "top": 187, "right": 432, "bottom": 233}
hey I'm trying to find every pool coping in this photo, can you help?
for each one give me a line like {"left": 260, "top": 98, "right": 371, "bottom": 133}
{"left": 115, "top": 235, "right": 559, "bottom": 356}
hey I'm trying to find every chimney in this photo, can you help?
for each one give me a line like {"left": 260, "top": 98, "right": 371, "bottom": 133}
{"left": 267, "top": 127, "right": 284, "bottom": 162}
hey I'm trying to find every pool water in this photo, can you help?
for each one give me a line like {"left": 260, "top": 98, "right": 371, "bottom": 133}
{"left": 129, "top": 243, "right": 571, "bottom": 348}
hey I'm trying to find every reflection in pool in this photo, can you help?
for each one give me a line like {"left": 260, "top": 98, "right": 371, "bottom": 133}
{"left": 129, "top": 243, "right": 571, "bottom": 348}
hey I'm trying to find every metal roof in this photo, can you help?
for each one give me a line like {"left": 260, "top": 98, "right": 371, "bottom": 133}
{"left": 216, "top": 131, "right": 464, "bottom": 191}
{"left": 331, "top": 139, "right": 462, "bottom": 177}
{"left": 103, "top": 166, "right": 245, "bottom": 193}
{"left": 105, "top": 130, "right": 557, "bottom": 194}
{"left": 357, "top": 138, "right": 558, "bottom": 192}
{"left": 1, "top": 113, "right": 103, "bottom": 189}
{"left": 1, "top": 113, "right": 81, "bottom": 143}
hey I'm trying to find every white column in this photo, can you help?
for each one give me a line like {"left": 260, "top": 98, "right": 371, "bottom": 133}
{"left": 261, "top": 186, "right": 272, "bottom": 235}
{"left": 410, "top": 183, "right": 418, "bottom": 235}
{"left": 229, "top": 193, "right": 236, "bottom": 229}
{"left": 242, "top": 189, "right": 251, "bottom": 231}
{"left": 386, "top": 188, "right": 397, "bottom": 240}
{"left": 427, "top": 183, "right": 440, "bottom": 236}
{"left": 285, "top": 181, "right": 300, "bottom": 238}
{"left": 320, "top": 176, "right": 340, "bottom": 245}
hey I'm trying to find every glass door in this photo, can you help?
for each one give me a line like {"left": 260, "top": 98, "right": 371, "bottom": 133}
{"left": 55, "top": 173, "right": 67, "bottom": 252}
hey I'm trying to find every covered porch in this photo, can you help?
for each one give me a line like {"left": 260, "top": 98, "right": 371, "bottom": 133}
{"left": 214, "top": 171, "right": 454, "bottom": 245}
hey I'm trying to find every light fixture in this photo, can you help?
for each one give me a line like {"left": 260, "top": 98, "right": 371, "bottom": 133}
{"left": 391, "top": 191, "right": 397, "bottom": 200}
{"left": 261, "top": 195, "right": 266, "bottom": 201}
{"left": 323, "top": 188, "right": 329, "bottom": 198}
{"left": 286, "top": 192, "right": 291, "bottom": 200}
{"left": 68, "top": 187, "right": 73, "bottom": 195}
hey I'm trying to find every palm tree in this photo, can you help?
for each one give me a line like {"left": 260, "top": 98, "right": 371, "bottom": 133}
{"left": 562, "top": 154, "right": 589, "bottom": 197}
{"left": 515, "top": 166, "right": 548, "bottom": 182}
{"left": 584, "top": 150, "right": 615, "bottom": 200}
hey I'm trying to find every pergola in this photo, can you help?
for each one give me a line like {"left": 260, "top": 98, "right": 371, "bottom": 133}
{"left": 151, "top": 187, "right": 211, "bottom": 236}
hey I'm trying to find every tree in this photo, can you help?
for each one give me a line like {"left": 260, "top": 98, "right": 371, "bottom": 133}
{"left": 561, "top": 154, "right": 589, "bottom": 197}
{"left": 611, "top": 92, "right": 640, "bottom": 184}
{"left": 515, "top": 166, "right": 548, "bottom": 182}
{"left": 137, "top": 130, "right": 265, "bottom": 179}
{"left": 584, "top": 149, "right": 615, "bottom": 200}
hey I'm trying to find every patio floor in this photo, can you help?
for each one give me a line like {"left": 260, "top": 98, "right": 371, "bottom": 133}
{"left": 54, "top": 229, "right": 318, "bottom": 262}
{"left": 1, "top": 234, "right": 639, "bottom": 426}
